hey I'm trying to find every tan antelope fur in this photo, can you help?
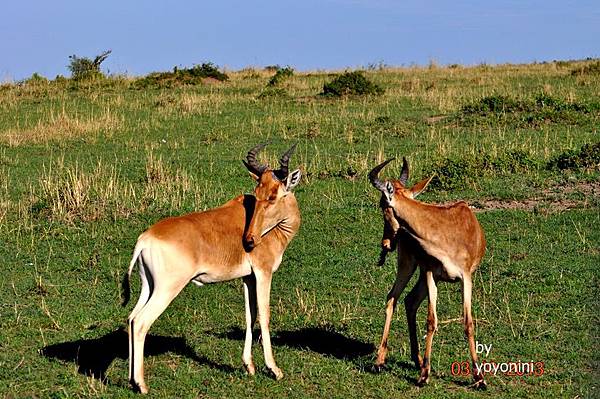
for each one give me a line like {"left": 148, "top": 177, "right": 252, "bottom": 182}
{"left": 121, "top": 143, "right": 301, "bottom": 393}
{"left": 369, "top": 157, "right": 486, "bottom": 388}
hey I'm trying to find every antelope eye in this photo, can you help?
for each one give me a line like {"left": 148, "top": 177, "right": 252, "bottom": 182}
{"left": 268, "top": 194, "right": 277, "bottom": 202}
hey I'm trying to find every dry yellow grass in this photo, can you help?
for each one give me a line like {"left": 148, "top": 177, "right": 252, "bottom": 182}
{"left": 0, "top": 168, "right": 8, "bottom": 225}
{"left": 38, "top": 158, "right": 130, "bottom": 222}
{"left": 0, "top": 107, "right": 122, "bottom": 146}
{"left": 34, "top": 150, "right": 210, "bottom": 223}
{"left": 154, "top": 92, "right": 227, "bottom": 116}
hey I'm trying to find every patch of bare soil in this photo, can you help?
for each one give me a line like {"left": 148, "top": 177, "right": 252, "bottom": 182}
{"left": 470, "top": 180, "right": 600, "bottom": 212}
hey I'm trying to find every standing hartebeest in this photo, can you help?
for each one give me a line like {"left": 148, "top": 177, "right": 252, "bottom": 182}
{"left": 121, "top": 143, "right": 301, "bottom": 393}
{"left": 369, "top": 157, "right": 487, "bottom": 388}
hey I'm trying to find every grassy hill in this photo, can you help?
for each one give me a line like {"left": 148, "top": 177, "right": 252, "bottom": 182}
{"left": 0, "top": 60, "right": 598, "bottom": 398}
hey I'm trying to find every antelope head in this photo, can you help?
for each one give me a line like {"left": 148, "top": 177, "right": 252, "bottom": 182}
{"left": 369, "top": 157, "right": 434, "bottom": 208}
{"left": 369, "top": 157, "right": 433, "bottom": 262}
{"left": 242, "top": 143, "right": 301, "bottom": 250}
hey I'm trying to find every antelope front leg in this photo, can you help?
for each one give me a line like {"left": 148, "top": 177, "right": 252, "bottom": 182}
{"left": 242, "top": 274, "right": 258, "bottom": 376}
{"left": 463, "top": 275, "right": 486, "bottom": 389}
{"left": 374, "top": 284, "right": 400, "bottom": 369}
{"left": 254, "top": 269, "right": 283, "bottom": 380}
{"left": 418, "top": 271, "right": 438, "bottom": 386}
{"left": 375, "top": 258, "right": 416, "bottom": 370}
{"left": 404, "top": 272, "right": 427, "bottom": 369}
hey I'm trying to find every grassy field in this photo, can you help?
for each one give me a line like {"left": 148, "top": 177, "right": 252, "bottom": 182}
{"left": 1, "top": 61, "right": 599, "bottom": 398}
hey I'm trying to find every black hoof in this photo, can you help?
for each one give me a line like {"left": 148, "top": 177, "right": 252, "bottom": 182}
{"left": 372, "top": 364, "right": 385, "bottom": 373}
{"left": 416, "top": 372, "right": 429, "bottom": 387}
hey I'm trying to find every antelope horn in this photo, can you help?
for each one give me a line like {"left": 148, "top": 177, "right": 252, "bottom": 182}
{"left": 369, "top": 158, "right": 395, "bottom": 192}
{"left": 243, "top": 143, "right": 269, "bottom": 176}
{"left": 399, "top": 157, "right": 409, "bottom": 185}
{"left": 274, "top": 143, "right": 298, "bottom": 181}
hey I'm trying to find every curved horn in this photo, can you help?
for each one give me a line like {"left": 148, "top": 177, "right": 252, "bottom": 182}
{"left": 368, "top": 158, "right": 395, "bottom": 192}
{"left": 399, "top": 157, "right": 409, "bottom": 185}
{"left": 242, "top": 143, "right": 269, "bottom": 176}
{"left": 274, "top": 143, "right": 297, "bottom": 181}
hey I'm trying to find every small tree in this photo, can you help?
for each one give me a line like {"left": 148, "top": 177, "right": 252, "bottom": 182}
{"left": 68, "top": 50, "right": 111, "bottom": 80}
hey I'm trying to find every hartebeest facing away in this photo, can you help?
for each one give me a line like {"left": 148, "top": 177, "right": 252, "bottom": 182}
{"left": 369, "top": 157, "right": 486, "bottom": 388}
{"left": 122, "top": 143, "right": 301, "bottom": 393}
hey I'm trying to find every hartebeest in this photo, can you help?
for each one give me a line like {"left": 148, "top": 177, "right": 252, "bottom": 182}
{"left": 121, "top": 143, "right": 301, "bottom": 393}
{"left": 369, "top": 157, "right": 486, "bottom": 388}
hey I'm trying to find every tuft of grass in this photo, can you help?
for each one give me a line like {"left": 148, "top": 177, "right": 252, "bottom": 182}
{"left": 0, "top": 108, "right": 121, "bottom": 146}
{"left": 321, "top": 71, "right": 384, "bottom": 97}
{"left": 32, "top": 154, "right": 203, "bottom": 223}
{"left": 257, "top": 87, "right": 288, "bottom": 99}
{"left": 35, "top": 160, "right": 134, "bottom": 222}
{"left": 142, "top": 151, "right": 200, "bottom": 210}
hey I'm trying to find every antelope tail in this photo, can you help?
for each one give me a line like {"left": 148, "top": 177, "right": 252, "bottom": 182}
{"left": 122, "top": 242, "right": 144, "bottom": 307}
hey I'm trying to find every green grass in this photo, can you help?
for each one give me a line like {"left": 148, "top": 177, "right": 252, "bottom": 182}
{"left": 1, "top": 60, "right": 599, "bottom": 398}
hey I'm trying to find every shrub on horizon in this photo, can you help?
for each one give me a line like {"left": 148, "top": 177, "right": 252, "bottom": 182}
{"left": 320, "top": 71, "right": 384, "bottom": 97}
{"left": 68, "top": 50, "right": 111, "bottom": 80}
{"left": 268, "top": 66, "right": 294, "bottom": 86}
{"left": 134, "top": 62, "right": 228, "bottom": 88}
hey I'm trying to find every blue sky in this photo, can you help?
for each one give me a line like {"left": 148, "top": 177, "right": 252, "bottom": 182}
{"left": 1, "top": 0, "right": 599, "bottom": 81}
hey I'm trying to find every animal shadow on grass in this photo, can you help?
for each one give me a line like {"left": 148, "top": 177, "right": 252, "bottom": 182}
{"left": 219, "top": 325, "right": 375, "bottom": 362}
{"left": 40, "top": 327, "right": 234, "bottom": 383}
{"left": 220, "top": 326, "right": 420, "bottom": 381}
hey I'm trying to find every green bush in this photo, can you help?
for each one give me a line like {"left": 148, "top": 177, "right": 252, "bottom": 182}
{"left": 268, "top": 66, "right": 294, "bottom": 86}
{"left": 462, "top": 93, "right": 596, "bottom": 116}
{"left": 54, "top": 75, "right": 68, "bottom": 84}
{"left": 23, "top": 73, "right": 48, "bottom": 86}
{"left": 135, "top": 63, "right": 228, "bottom": 88}
{"left": 428, "top": 158, "right": 475, "bottom": 190}
{"left": 423, "top": 148, "right": 594, "bottom": 191}
{"left": 457, "top": 93, "right": 599, "bottom": 126}
{"left": 321, "top": 71, "right": 384, "bottom": 97}
{"left": 461, "top": 95, "right": 527, "bottom": 115}
{"left": 264, "top": 65, "right": 280, "bottom": 72}
{"left": 548, "top": 142, "right": 600, "bottom": 171}
{"left": 534, "top": 93, "right": 592, "bottom": 112}
{"left": 68, "top": 50, "right": 111, "bottom": 80}
{"left": 189, "top": 63, "right": 229, "bottom": 81}
{"left": 427, "top": 150, "right": 540, "bottom": 190}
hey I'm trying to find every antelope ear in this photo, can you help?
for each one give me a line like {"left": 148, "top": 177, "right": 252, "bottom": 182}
{"left": 248, "top": 171, "right": 260, "bottom": 181}
{"left": 410, "top": 176, "right": 434, "bottom": 198}
{"left": 285, "top": 169, "right": 302, "bottom": 191}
